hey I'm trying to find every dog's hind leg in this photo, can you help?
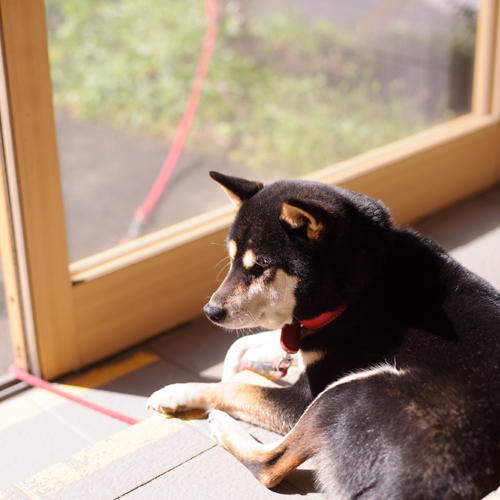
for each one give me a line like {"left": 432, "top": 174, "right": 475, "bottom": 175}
{"left": 208, "top": 409, "right": 316, "bottom": 489}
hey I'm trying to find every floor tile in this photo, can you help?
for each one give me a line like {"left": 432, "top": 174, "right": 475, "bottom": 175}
{"left": 449, "top": 225, "right": 500, "bottom": 290}
{"left": 55, "top": 355, "right": 204, "bottom": 432}
{"left": 30, "top": 389, "right": 131, "bottom": 443}
{"left": 120, "top": 445, "right": 315, "bottom": 499}
{"left": 147, "top": 316, "right": 237, "bottom": 382}
{"left": 482, "top": 184, "right": 500, "bottom": 205}
{"left": 0, "top": 354, "right": 205, "bottom": 491}
{"left": 284, "top": 463, "right": 322, "bottom": 496}
{"left": 76, "top": 357, "right": 204, "bottom": 426}
{"left": 97, "top": 355, "right": 202, "bottom": 397}
{"left": 0, "top": 402, "right": 93, "bottom": 489}
{"left": 413, "top": 188, "right": 500, "bottom": 291}
{"left": 62, "top": 349, "right": 160, "bottom": 389}
{"left": 413, "top": 195, "right": 500, "bottom": 251}
{"left": 0, "top": 485, "right": 33, "bottom": 500}
{"left": 16, "top": 414, "right": 214, "bottom": 500}
{"left": 0, "top": 389, "right": 47, "bottom": 433}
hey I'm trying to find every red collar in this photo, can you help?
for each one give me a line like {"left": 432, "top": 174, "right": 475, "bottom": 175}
{"left": 280, "top": 304, "right": 348, "bottom": 355}
{"left": 301, "top": 306, "right": 347, "bottom": 330}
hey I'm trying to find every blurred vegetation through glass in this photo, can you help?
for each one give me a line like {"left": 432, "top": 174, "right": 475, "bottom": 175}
{"left": 45, "top": 0, "right": 478, "bottom": 260}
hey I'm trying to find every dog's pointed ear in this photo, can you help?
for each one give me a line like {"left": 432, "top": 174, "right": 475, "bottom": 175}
{"left": 280, "top": 198, "right": 328, "bottom": 240}
{"left": 210, "top": 171, "right": 264, "bottom": 211}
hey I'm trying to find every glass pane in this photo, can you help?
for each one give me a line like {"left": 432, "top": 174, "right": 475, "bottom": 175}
{"left": 46, "top": 0, "right": 479, "bottom": 262}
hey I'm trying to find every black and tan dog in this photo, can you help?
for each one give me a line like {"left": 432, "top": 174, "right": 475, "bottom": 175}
{"left": 147, "top": 172, "right": 500, "bottom": 499}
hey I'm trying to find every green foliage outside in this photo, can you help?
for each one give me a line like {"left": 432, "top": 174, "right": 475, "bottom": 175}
{"left": 46, "top": 0, "right": 457, "bottom": 177}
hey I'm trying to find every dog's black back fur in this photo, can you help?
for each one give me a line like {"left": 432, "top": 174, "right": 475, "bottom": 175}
{"left": 210, "top": 173, "right": 500, "bottom": 498}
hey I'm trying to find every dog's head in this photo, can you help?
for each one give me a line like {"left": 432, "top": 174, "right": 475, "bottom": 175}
{"left": 203, "top": 172, "right": 393, "bottom": 331}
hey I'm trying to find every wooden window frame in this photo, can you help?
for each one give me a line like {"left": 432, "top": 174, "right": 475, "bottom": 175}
{"left": 0, "top": 0, "right": 499, "bottom": 380}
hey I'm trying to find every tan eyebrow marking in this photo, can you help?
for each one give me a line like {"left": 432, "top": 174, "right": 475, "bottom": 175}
{"left": 228, "top": 240, "right": 237, "bottom": 261}
{"left": 243, "top": 249, "right": 256, "bottom": 269}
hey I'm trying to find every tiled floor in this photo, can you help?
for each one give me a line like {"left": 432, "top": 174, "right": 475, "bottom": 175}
{"left": 1, "top": 183, "right": 500, "bottom": 499}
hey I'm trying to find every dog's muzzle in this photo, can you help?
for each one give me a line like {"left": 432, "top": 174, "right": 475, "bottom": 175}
{"left": 203, "top": 302, "right": 227, "bottom": 323}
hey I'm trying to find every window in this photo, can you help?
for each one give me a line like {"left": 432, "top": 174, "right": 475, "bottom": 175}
{"left": 49, "top": 0, "right": 479, "bottom": 262}
{"left": 0, "top": 0, "right": 498, "bottom": 379}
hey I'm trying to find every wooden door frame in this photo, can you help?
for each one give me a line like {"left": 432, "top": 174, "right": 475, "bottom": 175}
{"left": 0, "top": 0, "right": 499, "bottom": 380}
{"left": 0, "top": 0, "right": 77, "bottom": 378}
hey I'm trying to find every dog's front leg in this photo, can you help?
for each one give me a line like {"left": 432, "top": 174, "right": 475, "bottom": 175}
{"left": 147, "top": 378, "right": 311, "bottom": 434}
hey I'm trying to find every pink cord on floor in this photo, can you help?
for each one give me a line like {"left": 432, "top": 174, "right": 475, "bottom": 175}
{"left": 8, "top": 364, "right": 140, "bottom": 425}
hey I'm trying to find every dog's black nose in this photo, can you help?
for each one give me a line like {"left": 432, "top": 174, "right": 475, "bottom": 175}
{"left": 203, "top": 303, "right": 227, "bottom": 322}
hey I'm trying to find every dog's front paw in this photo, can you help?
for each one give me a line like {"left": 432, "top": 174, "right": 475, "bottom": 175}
{"left": 146, "top": 383, "right": 204, "bottom": 414}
